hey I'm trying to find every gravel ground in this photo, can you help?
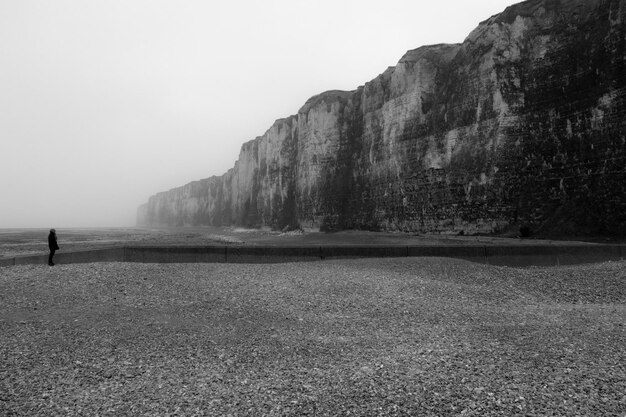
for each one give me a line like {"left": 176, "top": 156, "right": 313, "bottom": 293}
{"left": 0, "top": 228, "right": 242, "bottom": 259}
{"left": 0, "top": 258, "right": 624, "bottom": 416}
{"left": 2, "top": 226, "right": 608, "bottom": 260}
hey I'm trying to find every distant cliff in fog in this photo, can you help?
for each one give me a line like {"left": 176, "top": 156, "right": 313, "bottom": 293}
{"left": 138, "top": 0, "right": 626, "bottom": 236}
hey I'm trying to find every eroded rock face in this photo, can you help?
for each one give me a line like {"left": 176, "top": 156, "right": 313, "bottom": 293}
{"left": 138, "top": 0, "right": 626, "bottom": 236}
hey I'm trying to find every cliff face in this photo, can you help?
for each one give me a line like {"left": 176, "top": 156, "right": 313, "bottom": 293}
{"left": 138, "top": 0, "right": 626, "bottom": 236}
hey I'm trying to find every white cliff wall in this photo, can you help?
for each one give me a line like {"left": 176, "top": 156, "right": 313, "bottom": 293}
{"left": 139, "top": 0, "right": 626, "bottom": 236}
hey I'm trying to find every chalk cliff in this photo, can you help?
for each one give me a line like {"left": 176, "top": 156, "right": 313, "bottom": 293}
{"left": 138, "top": 0, "right": 626, "bottom": 236}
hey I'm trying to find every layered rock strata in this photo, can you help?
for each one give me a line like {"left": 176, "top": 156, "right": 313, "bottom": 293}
{"left": 138, "top": 0, "right": 626, "bottom": 235}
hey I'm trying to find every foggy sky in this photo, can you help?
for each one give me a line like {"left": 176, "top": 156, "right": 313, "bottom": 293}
{"left": 0, "top": 0, "right": 520, "bottom": 228}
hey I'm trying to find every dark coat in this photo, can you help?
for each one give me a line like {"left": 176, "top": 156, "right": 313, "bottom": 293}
{"left": 48, "top": 232, "right": 59, "bottom": 251}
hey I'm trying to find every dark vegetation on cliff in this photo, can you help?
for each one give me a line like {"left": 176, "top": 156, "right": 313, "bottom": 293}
{"left": 138, "top": 0, "right": 626, "bottom": 238}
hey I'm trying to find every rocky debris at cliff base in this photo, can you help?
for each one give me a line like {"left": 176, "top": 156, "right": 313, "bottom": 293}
{"left": 279, "top": 229, "right": 305, "bottom": 237}
{"left": 206, "top": 234, "right": 245, "bottom": 244}
{"left": 231, "top": 227, "right": 270, "bottom": 233}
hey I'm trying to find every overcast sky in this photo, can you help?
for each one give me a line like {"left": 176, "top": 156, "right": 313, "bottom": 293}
{"left": 0, "top": 0, "right": 520, "bottom": 228}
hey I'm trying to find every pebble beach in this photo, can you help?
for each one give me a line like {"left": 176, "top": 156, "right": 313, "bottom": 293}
{"left": 1, "top": 257, "right": 624, "bottom": 416}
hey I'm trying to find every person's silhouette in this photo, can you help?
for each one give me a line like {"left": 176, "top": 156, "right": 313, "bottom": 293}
{"left": 48, "top": 229, "right": 59, "bottom": 266}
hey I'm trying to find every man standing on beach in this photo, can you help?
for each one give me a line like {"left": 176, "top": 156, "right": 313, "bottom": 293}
{"left": 48, "top": 229, "right": 59, "bottom": 266}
